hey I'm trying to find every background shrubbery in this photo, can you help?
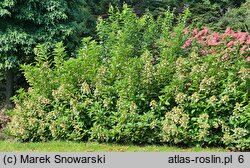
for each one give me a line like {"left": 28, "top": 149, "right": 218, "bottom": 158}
{"left": 6, "top": 6, "right": 250, "bottom": 150}
{"left": 216, "top": 0, "right": 250, "bottom": 32}
{"left": 0, "top": 0, "right": 248, "bottom": 105}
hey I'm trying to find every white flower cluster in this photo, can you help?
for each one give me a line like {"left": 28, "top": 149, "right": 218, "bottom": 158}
{"left": 199, "top": 76, "right": 216, "bottom": 91}
{"left": 238, "top": 67, "right": 250, "bottom": 81}
{"left": 175, "top": 92, "right": 187, "bottom": 104}
{"left": 80, "top": 81, "right": 91, "bottom": 95}
{"left": 190, "top": 63, "right": 208, "bottom": 76}
{"left": 162, "top": 107, "right": 189, "bottom": 142}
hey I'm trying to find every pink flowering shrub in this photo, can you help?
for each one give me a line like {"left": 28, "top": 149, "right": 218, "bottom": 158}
{"left": 182, "top": 27, "right": 250, "bottom": 60}
{"left": 159, "top": 26, "right": 249, "bottom": 150}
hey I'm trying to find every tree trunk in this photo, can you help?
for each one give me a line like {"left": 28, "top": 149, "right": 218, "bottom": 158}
{"left": 5, "top": 69, "right": 14, "bottom": 107}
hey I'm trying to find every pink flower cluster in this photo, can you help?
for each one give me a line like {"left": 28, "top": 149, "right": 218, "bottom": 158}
{"left": 182, "top": 27, "right": 250, "bottom": 61}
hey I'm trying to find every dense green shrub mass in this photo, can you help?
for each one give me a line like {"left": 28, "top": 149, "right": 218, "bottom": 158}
{"left": 6, "top": 6, "right": 250, "bottom": 150}
{"left": 216, "top": 0, "right": 250, "bottom": 32}
{"left": 0, "top": 0, "right": 93, "bottom": 72}
{"left": 1, "top": 0, "right": 248, "bottom": 106}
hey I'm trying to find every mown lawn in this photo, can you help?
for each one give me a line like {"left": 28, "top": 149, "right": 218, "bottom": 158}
{"left": 0, "top": 141, "right": 228, "bottom": 152}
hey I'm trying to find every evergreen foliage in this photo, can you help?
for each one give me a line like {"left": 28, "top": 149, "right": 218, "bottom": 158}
{"left": 0, "top": 0, "right": 93, "bottom": 74}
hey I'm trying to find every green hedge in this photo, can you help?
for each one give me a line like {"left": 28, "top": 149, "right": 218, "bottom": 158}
{"left": 6, "top": 5, "right": 250, "bottom": 150}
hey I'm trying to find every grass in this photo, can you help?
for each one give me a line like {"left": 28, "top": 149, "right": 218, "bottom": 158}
{"left": 0, "top": 141, "right": 228, "bottom": 152}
